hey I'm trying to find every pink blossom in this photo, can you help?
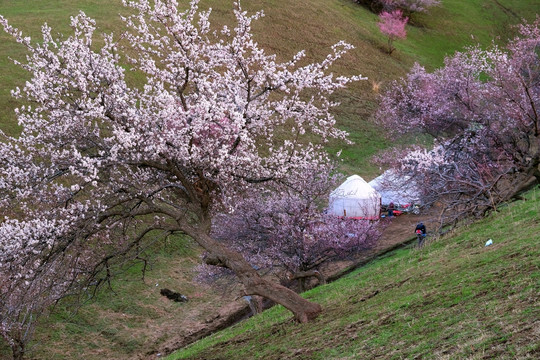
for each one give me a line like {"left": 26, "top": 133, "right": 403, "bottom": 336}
{"left": 378, "top": 10, "right": 408, "bottom": 54}
{"left": 376, "top": 17, "right": 540, "bottom": 226}
{"left": 201, "top": 168, "right": 383, "bottom": 283}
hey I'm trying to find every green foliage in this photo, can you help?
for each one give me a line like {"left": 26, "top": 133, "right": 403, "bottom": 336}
{"left": 168, "top": 187, "right": 540, "bottom": 359}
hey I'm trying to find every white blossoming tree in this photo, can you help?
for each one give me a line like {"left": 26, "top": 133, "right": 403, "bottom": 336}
{"left": 0, "top": 139, "right": 115, "bottom": 360}
{"left": 0, "top": 0, "right": 365, "bottom": 343}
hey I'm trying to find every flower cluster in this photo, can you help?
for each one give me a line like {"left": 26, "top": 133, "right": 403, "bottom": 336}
{"left": 208, "top": 168, "right": 382, "bottom": 280}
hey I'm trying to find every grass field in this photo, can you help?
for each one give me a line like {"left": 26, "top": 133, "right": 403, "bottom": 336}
{"left": 1, "top": 1, "right": 539, "bottom": 358}
{"left": 0, "top": 234, "right": 241, "bottom": 359}
{"left": 167, "top": 187, "right": 540, "bottom": 360}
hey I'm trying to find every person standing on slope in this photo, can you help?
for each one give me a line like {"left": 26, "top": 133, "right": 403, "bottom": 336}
{"left": 415, "top": 222, "right": 427, "bottom": 247}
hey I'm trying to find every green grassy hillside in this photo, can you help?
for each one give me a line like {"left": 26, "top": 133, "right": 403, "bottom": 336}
{"left": 168, "top": 187, "right": 540, "bottom": 360}
{"left": 0, "top": 1, "right": 539, "bottom": 359}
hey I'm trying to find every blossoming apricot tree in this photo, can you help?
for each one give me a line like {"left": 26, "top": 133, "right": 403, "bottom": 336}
{"left": 0, "top": 0, "right": 366, "bottom": 339}
{"left": 205, "top": 168, "right": 382, "bottom": 290}
{"left": 376, "top": 18, "right": 540, "bottom": 225}
{"left": 378, "top": 10, "right": 408, "bottom": 54}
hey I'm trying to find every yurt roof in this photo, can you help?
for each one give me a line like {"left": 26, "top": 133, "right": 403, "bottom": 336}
{"left": 330, "top": 175, "right": 380, "bottom": 200}
{"left": 368, "top": 170, "right": 420, "bottom": 205}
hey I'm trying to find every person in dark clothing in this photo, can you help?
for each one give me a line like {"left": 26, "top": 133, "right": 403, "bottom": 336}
{"left": 415, "top": 222, "right": 427, "bottom": 247}
{"left": 387, "top": 202, "right": 395, "bottom": 217}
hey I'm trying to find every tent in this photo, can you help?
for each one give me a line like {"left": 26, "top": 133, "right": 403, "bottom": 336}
{"left": 368, "top": 169, "right": 421, "bottom": 206}
{"left": 328, "top": 175, "right": 381, "bottom": 219}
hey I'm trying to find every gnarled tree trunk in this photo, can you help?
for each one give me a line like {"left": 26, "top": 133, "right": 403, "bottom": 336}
{"left": 290, "top": 270, "right": 326, "bottom": 292}
{"left": 11, "top": 341, "right": 25, "bottom": 360}
{"left": 191, "top": 231, "right": 322, "bottom": 323}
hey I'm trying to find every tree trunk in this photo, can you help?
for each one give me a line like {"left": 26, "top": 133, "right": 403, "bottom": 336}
{"left": 291, "top": 270, "right": 326, "bottom": 285}
{"left": 190, "top": 231, "right": 322, "bottom": 323}
{"left": 252, "top": 295, "right": 263, "bottom": 314}
{"left": 512, "top": 175, "right": 538, "bottom": 197}
{"left": 290, "top": 270, "right": 326, "bottom": 291}
{"left": 387, "top": 38, "right": 395, "bottom": 55}
{"left": 11, "top": 341, "right": 25, "bottom": 360}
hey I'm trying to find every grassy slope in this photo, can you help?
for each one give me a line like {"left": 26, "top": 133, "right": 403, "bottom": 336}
{"left": 168, "top": 187, "right": 540, "bottom": 360}
{"left": 0, "top": 0, "right": 539, "bottom": 359}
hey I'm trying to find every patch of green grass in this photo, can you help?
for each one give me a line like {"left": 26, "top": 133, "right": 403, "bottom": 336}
{"left": 18, "top": 235, "right": 210, "bottom": 359}
{"left": 399, "top": 0, "right": 540, "bottom": 70}
{"left": 167, "top": 187, "right": 540, "bottom": 360}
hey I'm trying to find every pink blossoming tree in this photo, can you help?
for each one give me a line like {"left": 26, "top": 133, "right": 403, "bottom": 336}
{"left": 202, "top": 167, "right": 382, "bottom": 291}
{"left": 378, "top": 10, "right": 408, "bottom": 54}
{"left": 0, "top": 139, "right": 129, "bottom": 360}
{"left": 0, "top": 218, "right": 88, "bottom": 360}
{"left": 376, "top": 18, "right": 540, "bottom": 226}
{"left": 0, "top": 0, "right": 366, "bottom": 340}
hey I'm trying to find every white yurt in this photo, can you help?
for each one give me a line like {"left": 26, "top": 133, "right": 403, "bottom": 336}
{"left": 328, "top": 175, "right": 381, "bottom": 219}
{"left": 368, "top": 170, "right": 421, "bottom": 206}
